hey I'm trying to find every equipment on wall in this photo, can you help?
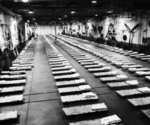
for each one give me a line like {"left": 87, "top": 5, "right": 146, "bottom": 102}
{"left": 78, "top": 25, "right": 80, "bottom": 30}
{"left": 98, "top": 26, "right": 103, "bottom": 34}
{"left": 123, "top": 35, "right": 127, "bottom": 41}
{"left": 85, "top": 24, "right": 89, "bottom": 36}
{"left": 106, "top": 23, "right": 116, "bottom": 40}
{"left": 142, "top": 15, "right": 150, "bottom": 45}
{"left": 124, "top": 23, "right": 139, "bottom": 45}
{"left": 85, "top": 25, "right": 89, "bottom": 30}
{"left": 98, "top": 25, "right": 103, "bottom": 38}
{"left": 149, "top": 20, "right": 150, "bottom": 27}
{"left": 69, "top": 26, "right": 72, "bottom": 31}
{"left": 92, "top": 24, "right": 97, "bottom": 32}
{"left": 142, "top": 29, "right": 150, "bottom": 46}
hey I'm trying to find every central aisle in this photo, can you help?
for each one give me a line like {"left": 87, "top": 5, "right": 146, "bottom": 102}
{"left": 22, "top": 36, "right": 150, "bottom": 125}
{"left": 25, "top": 37, "right": 68, "bottom": 125}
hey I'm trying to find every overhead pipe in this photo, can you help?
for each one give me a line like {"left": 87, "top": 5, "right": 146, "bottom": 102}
{"left": 0, "top": 4, "right": 21, "bottom": 17}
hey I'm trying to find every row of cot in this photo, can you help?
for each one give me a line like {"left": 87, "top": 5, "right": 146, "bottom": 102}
{"left": 43, "top": 37, "right": 123, "bottom": 125}
{"left": 53, "top": 36, "right": 150, "bottom": 119}
{"left": 0, "top": 40, "right": 35, "bottom": 123}
{"left": 61, "top": 35, "right": 150, "bottom": 80}
{"left": 51, "top": 36, "right": 144, "bottom": 88}
{"left": 65, "top": 35, "right": 150, "bottom": 62}
{"left": 95, "top": 42, "right": 150, "bottom": 83}
{"left": 77, "top": 39, "right": 150, "bottom": 80}
{"left": 99, "top": 54, "right": 150, "bottom": 80}
{"left": 98, "top": 44, "right": 150, "bottom": 62}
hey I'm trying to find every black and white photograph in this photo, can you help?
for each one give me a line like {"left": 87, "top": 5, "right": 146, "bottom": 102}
{"left": 0, "top": 0, "right": 150, "bottom": 125}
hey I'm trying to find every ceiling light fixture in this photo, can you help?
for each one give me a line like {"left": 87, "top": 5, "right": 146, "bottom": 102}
{"left": 91, "top": 0, "right": 97, "bottom": 4}
{"left": 95, "top": 14, "right": 98, "bottom": 17}
{"left": 58, "top": 18, "right": 61, "bottom": 20}
{"left": 29, "top": 10, "right": 34, "bottom": 14}
{"left": 22, "top": 0, "right": 28, "bottom": 3}
{"left": 71, "top": 11, "right": 76, "bottom": 14}
{"left": 107, "top": 11, "right": 113, "bottom": 13}
{"left": 33, "top": 18, "right": 36, "bottom": 20}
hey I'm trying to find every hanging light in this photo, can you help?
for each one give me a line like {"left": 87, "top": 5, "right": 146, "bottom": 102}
{"left": 91, "top": 0, "right": 97, "bottom": 4}
{"left": 33, "top": 18, "right": 36, "bottom": 20}
{"left": 29, "top": 10, "right": 34, "bottom": 14}
{"left": 95, "top": 14, "right": 98, "bottom": 17}
{"left": 71, "top": 11, "right": 76, "bottom": 14}
{"left": 22, "top": 0, "right": 28, "bottom": 3}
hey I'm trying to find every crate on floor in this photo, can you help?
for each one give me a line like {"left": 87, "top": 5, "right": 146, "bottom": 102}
{"left": 61, "top": 92, "right": 98, "bottom": 103}
{"left": 116, "top": 87, "right": 150, "bottom": 97}
{"left": 52, "top": 69, "right": 76, "bottom": 75}
{"left": 58, "top": 85, "right": 91, "bottom": 94}
{"left": 0, "top": 74, "right": 27, "bottom": 80}
{"left": 0, "top": 86, "right": 24, "bottom": 94}
{"left": 1, "top": 71, "right": 26, "bottom": 75}
{"left": 69, "top": 114, "right": 122, "bottom": 125}
{"left": 54, "top": 73, "right": 80, "bottom": 80}
{"left": 100, "top": 75, "right": 128, "bottom": 82}
{"left": 0, "top": 111, "right": 18, "bottom": 121}
{"left": 128, "top": 97, "right": 150, "bottom": 106}
{"left": 107, "top": 80, "right": 139, "bottom": 88}
{"left": 51, "top": 66, "right": 72, "bottom": 71}
{"left": 88, "top": 67, "right": 111, "bottom": 72}
{"left": 128, "top": 67, "right": 150, "bottom": 73}
{"left": 56, "top": 79, "right": 86, "bottom": 87}
{"left": 0, "top": 95, "right": 23, "bottom": 104}
{"left": 84, "top": 63, "right": 106, "bottom": 69}
{"left": 63, "top": 103, "right": 108, "bottom": 116}
{"left": 9, "top": 66, "right": 32, "bottom": 71}
{"left": 94, "top": 71, "right": 118, "bottom": 77}
{"left": 136, "top": 71, "right": 150, "bottom": 76}
{"left": 0, "top": 79, "right": 26, "bottom": 86}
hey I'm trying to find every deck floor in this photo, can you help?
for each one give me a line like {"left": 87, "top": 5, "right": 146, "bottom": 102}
{"left": 1, "top": 35, "right": 150, "bottom": 125}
